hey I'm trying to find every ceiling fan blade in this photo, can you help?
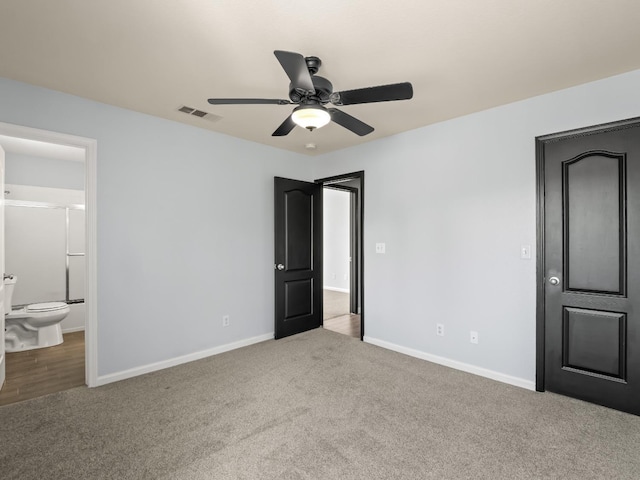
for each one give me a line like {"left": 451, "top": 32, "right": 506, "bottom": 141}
{"left": 331, "top": 82, "right": 413, "bottom": 106}
{"left": 328, "top": 108, "right": 374, "bottom": 136}
{"left": 208, "top": 98, "right": 291, "bottom": 105}
{"left": 274, "top": 50, "right": 315, "bottom": 95}
{"left": 272, "top": 115, "right": 296, "bottom": 136}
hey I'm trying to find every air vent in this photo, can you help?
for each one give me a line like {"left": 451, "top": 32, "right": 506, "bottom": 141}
{"left": 177, "top": 105, "right": 222, "bottom": 123}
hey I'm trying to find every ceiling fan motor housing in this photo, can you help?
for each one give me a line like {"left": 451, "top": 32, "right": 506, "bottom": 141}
{"left": 289, "top": 75, "right": 333, "bottom": 103}
{"left": 304, "top": 56, "right": 321, "bottom": 74}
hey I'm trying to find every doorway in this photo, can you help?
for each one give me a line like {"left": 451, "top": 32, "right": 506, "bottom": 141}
{"left": 317, "top": 172, "right": 364, "bottom": 340}
{"left": 536, "top": 117, "right": 640, "bottom": 416}
{"left": 0, "top": 122, "right": 97, "bottom": 402}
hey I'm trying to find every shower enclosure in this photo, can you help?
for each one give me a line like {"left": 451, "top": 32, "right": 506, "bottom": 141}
{"left": 4, "top": 184, "right": 85, "bottom": 332}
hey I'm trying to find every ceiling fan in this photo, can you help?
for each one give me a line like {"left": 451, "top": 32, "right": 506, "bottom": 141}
{"left": 208, "top": 50, "right": 413, "bottom": 137}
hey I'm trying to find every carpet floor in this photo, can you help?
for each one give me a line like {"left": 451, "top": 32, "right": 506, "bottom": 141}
{"left": 1, "top": 328, "right": 639, "bottom": 479}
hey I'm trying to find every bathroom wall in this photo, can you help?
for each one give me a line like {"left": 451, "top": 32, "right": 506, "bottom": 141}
{"left": 4, "top": 184, "right": 85, "bottom": 332}
{"left": 5, "top": 152, "right": 85, "bottom": 190}
{"left": 323, "top": 188, "right": 350, "bottom": 292}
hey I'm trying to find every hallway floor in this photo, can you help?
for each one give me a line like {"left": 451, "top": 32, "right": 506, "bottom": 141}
{"left": 323, "top": 289, "right": 361, "bottom": 339}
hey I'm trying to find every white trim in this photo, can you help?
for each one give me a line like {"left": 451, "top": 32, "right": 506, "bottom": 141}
{"left": 364, "top": 336, "right": 536, "bottom": 391}
{"left": 5, "top": 199, "right": 85, "bottom": 210}
{"left": 95, "top": 333, "right": 274, "bottom": 387}
{"left": 0, "top": 122, "right": 98, "bottom": 387}
{"left": 323, "top": 286, "right": 350, "bottom": 293}
{"left": 62, "top": 326, "right": 85, "bottom": 334}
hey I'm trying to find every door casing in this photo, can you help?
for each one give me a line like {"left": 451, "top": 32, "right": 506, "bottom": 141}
{"left": 316, "top": 171, "right": 365, "bottom": 340}
{"left": 0, "top": 122, "right": 98, "bottom": 387}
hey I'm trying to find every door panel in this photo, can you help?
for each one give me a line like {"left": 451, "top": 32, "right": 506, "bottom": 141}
{"left": 285, "top": 190, "right": 313, "bottom": 271}
{"left": 274, "top": 177, "right": 322, "bottom": 339}
{"left": 285, "top": 278, "right": 313, "bottom": 318}
{"left": 563, "top": 307, "right": 625, "bottom": 379}
{"left": 565, "top": 153, "right": 625, "bottom": 294}
{"left": 540, "top": 119, "right": 640, "bottom": 415}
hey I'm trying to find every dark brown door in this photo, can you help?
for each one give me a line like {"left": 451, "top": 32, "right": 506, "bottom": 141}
{"left": 274, "top": 177, "right": 322, "bottom": 339}
{"left": 539, "top": 118, "right": 640, "bottom": 415}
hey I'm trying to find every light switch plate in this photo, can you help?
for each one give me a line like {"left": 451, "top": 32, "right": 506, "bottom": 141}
{"left": 520, "top": 245, "right": 531, "bottom": 260}
{"left": 375, "top": 243, "right": 386, "bottom": 254}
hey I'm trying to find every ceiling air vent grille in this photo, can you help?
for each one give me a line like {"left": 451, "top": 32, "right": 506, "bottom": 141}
{"left": 177, "top": 105, "right": 222, "bottom": 122}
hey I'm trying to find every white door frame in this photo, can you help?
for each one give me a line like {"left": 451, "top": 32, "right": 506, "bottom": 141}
{"left": 0, "top": 122, "right": 98, "bottom": 387}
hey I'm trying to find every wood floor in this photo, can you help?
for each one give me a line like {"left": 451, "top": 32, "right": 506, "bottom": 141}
{"left": 323, "top": 289, "right": 361, "bottom": 339}
{"left": 0, "top": 331, "right": 85, "bottom": 406}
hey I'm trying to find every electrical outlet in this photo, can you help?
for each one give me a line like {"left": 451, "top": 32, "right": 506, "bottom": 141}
{"left": 436, "top": 323, "right": 444, "bottom": 336}
{"left": 222, "top": 315, "right": 230, "bottom": 327}
{"left": 470, "top": 331, "right": 478, "bottom": 344}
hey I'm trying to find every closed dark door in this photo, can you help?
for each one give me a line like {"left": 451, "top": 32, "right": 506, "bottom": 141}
{"left": 274, "top": 177, "right": 322, "bottom": 339}
{"left": 539, "top": 118, "right": 640, "bottom": 415}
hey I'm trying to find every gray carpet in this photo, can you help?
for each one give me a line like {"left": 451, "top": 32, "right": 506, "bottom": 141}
{"left": 1, "top": 328, "right": 639, "bottom": 479}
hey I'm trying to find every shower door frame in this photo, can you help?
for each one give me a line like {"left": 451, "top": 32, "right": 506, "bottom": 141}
{"left": 4, "top": 199, "right": 86, "bottom": 305}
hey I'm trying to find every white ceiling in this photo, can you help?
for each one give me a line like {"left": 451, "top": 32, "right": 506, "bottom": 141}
{"left": 1, "top": 0, "right": 639, "bottom": 156}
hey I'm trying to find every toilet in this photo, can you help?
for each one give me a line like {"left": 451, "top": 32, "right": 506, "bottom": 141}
{"left": 4, "top": 275, "right": 70, "bottom": 352}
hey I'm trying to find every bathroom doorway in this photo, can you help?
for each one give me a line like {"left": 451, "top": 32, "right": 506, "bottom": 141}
{"left": 0, "top": 123, "right": 96, "bottom": 404}
{"left": 317, "top": 172, "right": 364, "bottom": 340}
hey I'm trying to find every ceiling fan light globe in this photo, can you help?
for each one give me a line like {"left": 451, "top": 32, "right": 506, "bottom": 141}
{"left": 291, "top": 106, "right": 331, "bottom": 131}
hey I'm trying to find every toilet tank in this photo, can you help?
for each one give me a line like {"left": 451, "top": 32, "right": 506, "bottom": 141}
{"left": 4, "top": 274, "right": 17, "bottom": 312}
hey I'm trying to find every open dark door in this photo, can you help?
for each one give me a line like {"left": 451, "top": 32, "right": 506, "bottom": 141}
{"left": 537, "top": 117, "right": 640, "bottom": 416}
{"left": 274, "top": 177, "right": 322, "bottom": 339}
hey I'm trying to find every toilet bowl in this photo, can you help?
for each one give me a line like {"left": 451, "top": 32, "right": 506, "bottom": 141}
{"left": 4, "top": 275, "right": 70, "bottom": 352}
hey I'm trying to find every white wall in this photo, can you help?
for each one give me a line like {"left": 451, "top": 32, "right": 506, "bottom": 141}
{"left": 323, "top": 188, "right": 350, "bottom": 292}
{"left": 0, "top": 77, "right": 313, "bottom": 379}
{"left": 312, "top": 69, "right": 640, "bottom": 386}
{"left": 5, "top": 152, "right": 85, "bottom": 190}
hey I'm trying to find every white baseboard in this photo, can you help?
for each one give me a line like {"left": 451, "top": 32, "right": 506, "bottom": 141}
{"left": 95, "top": 333, "right": 274, "bottom": 387}
{"left": 323, "top": 286, "right": 350, "bottom": 293}
{"left": 62, "top": 326, "right": 86, "bottom": 334}
{"left": 363, "top": 336, "right": 535, "bottom": 391}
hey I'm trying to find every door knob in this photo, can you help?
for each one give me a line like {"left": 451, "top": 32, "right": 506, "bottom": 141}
{"left": 548, "top": 276, "right": 560, "bottom": 285}
{"left": 275, "top": 264, "right": 285, "bottom": 270}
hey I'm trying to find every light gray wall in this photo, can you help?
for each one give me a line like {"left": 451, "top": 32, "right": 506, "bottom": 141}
{"left": 2, "top": 68, "right": 640, "bottom": 386}
{"left": 323, "top": 188, "right": 350, "bottom": 291}
{"left": 0, "top": 77, "right": 313, "bottom": 377}
{"left": 312, "top": 69, "right": 640, "bottom": 384}
{"left": 5, "top": 152, "right": 85, "bottom": 190}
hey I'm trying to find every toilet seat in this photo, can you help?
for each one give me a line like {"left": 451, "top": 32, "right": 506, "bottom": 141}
{"left": 26, "top": 302, "right": 69, "bottom": 313}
